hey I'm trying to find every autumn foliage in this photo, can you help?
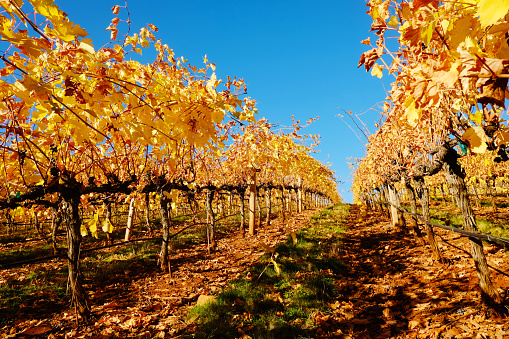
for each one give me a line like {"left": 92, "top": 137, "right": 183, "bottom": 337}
{"left": 353, "top": 0, "right": 509, "bottom": 306}
{"left": 0, "top": 0, "right": 339, "bottom": 318}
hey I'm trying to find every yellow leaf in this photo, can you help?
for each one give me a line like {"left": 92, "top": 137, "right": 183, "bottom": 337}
{"left": 388, "top": 15, "right": 399, "bottom": 28}
{"left": 448, "top": 16, "right": 472, "bottom": 50}
{"left": 87, "top": 211, "right": 100, "bottom": 238}
{"left": 403, "top": 96, "right": 420, "bottom": 126}
{"left": 370, "top": 6, "right": 379, "bottom": 20}
{"left": 477, "top": 0, "right": 509, "bottom": 28}
{"left": 440, "top": 19, "right": 451, "bottom": 33}
{"left": 290, "top": 231, "right": 298, "bottom": 245}
{"left": 211, "top": 109, "right": 223, "bottom": 124}
{"left": 431, "top": 62, "right": 460, "bottom": 88}
{"left": 421, "top": 20, "right": 435, "bottom": 45}
{"left": 88, "top": 220, "right": 98, "bottom": 238}
{"left": 469, "top": 110, "right": 482, "bottom": 126}
{"left": 371, "top": 63, "right": 383, "bottom": 78}
{"left": 102, "top": 218, "right": 114, "bottom": 233}
{"left": 81, "top": 222, "right": 88, "bottom": 237}
{"left": 33, "top": 105, "right": 49, "bottom": 121}
{"left": 462, "top": 126, "right": 488, "bottom": 154}
{"left": 79, "top": 41, "right": 95, "bottom": 54}
{"left": 270, "top": 258, "right": 282, "bottom": 277}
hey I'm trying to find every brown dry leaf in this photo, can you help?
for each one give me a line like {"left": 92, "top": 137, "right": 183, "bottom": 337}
{"left": 382, "top": 307, "right": 393, "bottom": 320}
{"left": 290, "top": 231, "right": 298, "bottom": 245}
{"left": 257, "top": 241, "right": 275, "bottom": 253}
{"left": 408, "top": 317, "right": 423, "bottom": 330}
{"left": 351, "top": 318, "right": 371, "bottom": 325}
{"left": 21, "top": 325, "right": 53, "bottom": 336}
{"left": 447, "top": 327, "right": 463, "bottom": 336}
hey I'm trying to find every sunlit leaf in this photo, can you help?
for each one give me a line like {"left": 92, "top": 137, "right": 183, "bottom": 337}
{"left": 371, "top": 63, "right": 383, "bottom": 78}
{"left": 462, "top": 126, "right": 488, "bottom": 154}
{"left": 477, "top": 0, "right": 509, "bottom": 28}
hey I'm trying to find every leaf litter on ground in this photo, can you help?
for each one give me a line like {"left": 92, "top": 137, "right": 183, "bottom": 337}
{"left": 1, "top": 203, "right": 508, "bottom": 338}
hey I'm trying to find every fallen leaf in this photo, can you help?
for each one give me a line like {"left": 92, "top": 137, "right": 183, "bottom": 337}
{"left": 22, "top": 325, "right": 52, "bottom": 335}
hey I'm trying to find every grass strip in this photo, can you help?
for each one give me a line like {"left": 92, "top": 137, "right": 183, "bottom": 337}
{"left": 187, "top": 204, "right": 349, "bottom": 339}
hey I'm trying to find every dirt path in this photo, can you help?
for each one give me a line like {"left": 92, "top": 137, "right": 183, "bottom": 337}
{"left": 2, "top": 204, "right": 509, "bottom": 338}
{"left": 1, "top": 209, "right": 319, "bottom": 338}
{"left": 325, "top": 204, "right": 509, "bottom": 338}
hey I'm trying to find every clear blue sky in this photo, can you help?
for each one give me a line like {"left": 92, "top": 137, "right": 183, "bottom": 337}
{"left": 58, "top": 0, "right": 387, "bottom": 203}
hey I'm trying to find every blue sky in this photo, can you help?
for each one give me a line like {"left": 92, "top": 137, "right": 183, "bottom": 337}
{"left": 59, "top": 0, "right": 387, "bottom": 202}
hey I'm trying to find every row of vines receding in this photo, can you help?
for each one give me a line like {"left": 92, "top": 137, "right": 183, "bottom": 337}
{"left": 352, "top": 0, "right": 509, "bottom": 307}
{"left": 0, "top": 0, "right": 340, "bottom": 319}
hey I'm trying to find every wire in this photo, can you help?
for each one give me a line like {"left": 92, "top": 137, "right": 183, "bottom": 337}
{"left": 380, "top": 200, "right": 509, "bottom": 246}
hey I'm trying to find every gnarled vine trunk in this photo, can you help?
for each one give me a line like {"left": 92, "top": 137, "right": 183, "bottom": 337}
{"left": 443, "top": 148, "right": 501, "bottom": 304}
{"left": 206, "top": 189, "right": 216, "bottom": 253}
{"left": 405, "top": 181, "right": 425, "bottom": 245}
{"left": 62, "top": 189, "right": 90, "bottom": 319}
{"left": 51, "top": 205, "right": 62, "bottom": 255}
{"left": 265, "top": 188, "right": 271, "bottom": 226}
{"left": 413, "top": 176, "right": 444, "bottom": 262}
{"left": 159, "top": 193, "right": 172, "bottom": 276}
{"left": 145, "top": 193, "right": 152, "bottom": 232}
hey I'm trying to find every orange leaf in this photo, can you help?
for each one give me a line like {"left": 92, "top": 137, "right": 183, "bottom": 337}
{"left": 413, "top": 0, "right": 439, "bottom": 9}
{"left": 360, "top": 37, "right": 371, "bottom": 45}
{"left": 22, "top": 325, "right": 52, "bottom": 335}
{"left": 111, "top": 17, "right": 120, "bottom": 28}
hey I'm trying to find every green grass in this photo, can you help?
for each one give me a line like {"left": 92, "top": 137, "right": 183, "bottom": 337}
{"left": 429, "top": 208, "right": 509, "bottom": 241}
{"left": 0, "top": 267, "right": 67, "bottom": 326}
{"left": 477, "top": 219, "right": 509, "bottom": 240}
{"left": 187, "top": 203, "right": 349, "bottom": 339}
{"left": 82, "top": 240, "right": 159, "bottom": 283}
{"left": 0, "top": 241, "right": 64, "bottom": 267}
{"left": 429, "top": 208, "right": 463, "bottom": 228}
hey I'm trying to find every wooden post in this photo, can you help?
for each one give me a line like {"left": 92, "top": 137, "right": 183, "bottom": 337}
{"left": 206, "top": 188, "right": 216, "bottom": 252}
{"left": 124, "top": 197, "right": 135, "bottom": 241}
{"left": 388, "top": 183, "right": 405, "bottom": 228}
{"left": 228, "top": 191, "right": 233, "bottom": 216}
{"left": 256, "top": 191, "right": 262, "bottom": 228}
{"left": 248, "top": 167, "right": 256, "bottom": 236}
{"left": 298, "top": 178, "right": 303, "bottom": 213}
{"left": 280, "top": 186, "right": 286, "bottom": 221}
{"left": 159, "top": 192, "right": 172, "bottom": 276}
